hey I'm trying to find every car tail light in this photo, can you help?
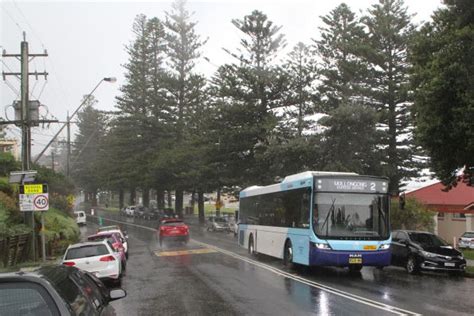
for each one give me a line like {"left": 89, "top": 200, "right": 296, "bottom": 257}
{"left": 100, "top": 255, "right": 116, "bottom": 262}
{"left": 63, "top": 261, "right": 75, "bottom": 266}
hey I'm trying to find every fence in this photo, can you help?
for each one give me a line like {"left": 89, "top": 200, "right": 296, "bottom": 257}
{"left": 0, "top": 233, "right": 31, "bottom": 268}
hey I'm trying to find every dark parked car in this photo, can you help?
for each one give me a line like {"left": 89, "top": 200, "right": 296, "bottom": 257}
{"left": 391, "top": 230, "right": 466, "bottom": 274}
{"left": 142, "top": 208, "right": 158, "bottom": 220}
{"left": 0, "top": 265, "right": 126, "bottom": 315}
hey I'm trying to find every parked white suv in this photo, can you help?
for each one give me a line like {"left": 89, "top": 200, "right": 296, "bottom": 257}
{"left": 62, "top": 240, "right": 123, "bottom": 284}
{"left": 74, "top": 211, "right": 86, "bottom": 226}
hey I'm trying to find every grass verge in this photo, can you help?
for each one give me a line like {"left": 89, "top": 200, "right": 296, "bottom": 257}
{"left": 461, "top": 249, "right": 474, "bottom": 260}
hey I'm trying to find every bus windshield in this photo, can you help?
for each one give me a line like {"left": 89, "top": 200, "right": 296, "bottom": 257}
{"left": 313, "top": 192, "right": 389, "bottom": 240}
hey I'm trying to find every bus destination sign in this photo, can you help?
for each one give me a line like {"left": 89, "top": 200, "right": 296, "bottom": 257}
{"left": 315, "top": 178, "right": 388, "bottom": 193}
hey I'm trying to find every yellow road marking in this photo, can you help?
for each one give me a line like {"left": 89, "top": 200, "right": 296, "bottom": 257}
{"left": 155, "top": 248, "right": 217, "bottom": 257}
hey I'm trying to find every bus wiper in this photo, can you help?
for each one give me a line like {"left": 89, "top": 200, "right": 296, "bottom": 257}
{"left": 321, "top": 198, "right": 336, "bottom": 238}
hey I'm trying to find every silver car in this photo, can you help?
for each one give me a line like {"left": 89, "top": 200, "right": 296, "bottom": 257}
{"left": 206, "top": 216, "right": 229, "bottom": 232}
{"left": 458, "top": 231, "right": 474, "bottom": 249}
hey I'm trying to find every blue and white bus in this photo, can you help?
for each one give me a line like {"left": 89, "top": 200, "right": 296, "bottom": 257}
{"left": 238, "top": 171, "right": 391, "bottom": 271}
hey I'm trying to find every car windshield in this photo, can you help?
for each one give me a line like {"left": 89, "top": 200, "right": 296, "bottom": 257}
{"left": 314, "top": 193, "right": 389, "bottom": 240}
{"left": 409, "top": 233, "right": 448, "bottom": 247}
{"left": 88, "top": 235, "right": 116, "bottom": 244}
{"left": 462, "top": 232, "right": 474, "bottom": 238}
{"left": 163, "top": 221, "right": 184, "bottom": 226}
{"left": 65, "top": 245, "right": 109, "bottom": 259}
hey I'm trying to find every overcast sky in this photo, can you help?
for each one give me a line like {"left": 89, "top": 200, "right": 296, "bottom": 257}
{"left": 1, "top": 0, "right": 442, "bottom": 156}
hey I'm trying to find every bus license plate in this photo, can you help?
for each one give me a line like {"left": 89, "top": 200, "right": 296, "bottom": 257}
{"left": 349, "top": 258, "right": 362, "bottom": 264}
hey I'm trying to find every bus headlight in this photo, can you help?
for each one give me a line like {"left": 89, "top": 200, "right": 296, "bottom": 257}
{"left": 379, "top": 244, "right": 390, "bottom": 250}
{"left": 314, "top": 243, "right": 331, "bottom": 250}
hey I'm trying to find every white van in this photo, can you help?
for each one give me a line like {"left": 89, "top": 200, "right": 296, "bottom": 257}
{"left": 74, "top": 211, "right": 86, "bottom": 226}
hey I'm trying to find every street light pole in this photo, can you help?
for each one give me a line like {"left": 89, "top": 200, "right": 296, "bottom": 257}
{"left": 33, "top": 77, "right": 116, "bottom": 165}
{"left": 66, "top": 111, "right": 71, "bottom": 177}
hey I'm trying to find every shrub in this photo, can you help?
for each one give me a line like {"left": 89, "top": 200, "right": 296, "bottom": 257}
{"left": 0, "top": 178, "right": 13, "bottom": 196}
{"left": 390, "top": 197, "right": 436, "bottom": 232}
{"left": 0, "top": 152, "right": 19, "bottom": 176}
{"left": 0, "top": 191, "right": 22, "bottom": 225}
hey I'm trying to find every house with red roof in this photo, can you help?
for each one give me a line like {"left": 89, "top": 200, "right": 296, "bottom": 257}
{"left": 406, "top": 181, "right": 474, "bottom": 244}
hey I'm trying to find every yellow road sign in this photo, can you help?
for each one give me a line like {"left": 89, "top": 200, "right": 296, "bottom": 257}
{"left": 155, "top": 248, "right": 217, "bottom": 257}
{"left": 23, "top": 184, "right": 44, "bottom": 194}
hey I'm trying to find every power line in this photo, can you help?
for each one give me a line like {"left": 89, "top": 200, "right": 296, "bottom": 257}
{"left": 12, "top": 0, "right": 45, "bottom": 50}
{"left": 0, "top": 3, "right": 23, "bottom": 34}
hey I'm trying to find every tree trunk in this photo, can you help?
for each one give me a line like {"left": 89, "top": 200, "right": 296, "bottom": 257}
{"left": 91, "top": 190, "right": 98, "bottom": 207}
{"left": 85, "top": 192, "right": 90, "bottom": 203}
{"left": 198, "top": 191, "right": 205, "bottom": 224}
{"left": 190, "top": 190, "right": 196, "bottom": 213}
{"left": 119, "top": 189, "right": 124, "bottom": 210}
{"left": 167, "top": 191, "right": 172, "bottom": 208}
{"left": 142, "top": 188, "right": 150, "bottom": 207}
{"left": 175, "top": 189, "right": 184, "bottom": 218}
{"left": 129, "top": 188, "right": 136, "bottom": 205}
{"left": 156, "top": 189, "right": 164, "bottom": 210}
{"left": 216, "top": 188, "right": 221, "bottom": 217}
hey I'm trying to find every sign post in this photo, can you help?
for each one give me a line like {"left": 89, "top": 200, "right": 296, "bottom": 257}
{"left": 19, "top": 183, "right": 49, "bottom": 262}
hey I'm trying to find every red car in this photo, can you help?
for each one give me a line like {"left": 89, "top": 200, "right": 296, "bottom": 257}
{"left": 158, "top": 219, "right": 189, "bottom": 246}
{"left": 88, "top": 232, "right": 127, "bottom": 270}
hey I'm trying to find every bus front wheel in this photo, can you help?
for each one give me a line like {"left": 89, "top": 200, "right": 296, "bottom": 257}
{"left": 283, "top": 241, "right": 295, "bottom": 269}
{"left": 348, "top": 265, "right": 363, "bottom": 273}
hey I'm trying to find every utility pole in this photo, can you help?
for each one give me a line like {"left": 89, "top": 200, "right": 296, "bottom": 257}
{"left": 2, "top": 33, "right": 48, "bottom": 261}
{"left": 3, "top": 33, "right": 48, "bottom": 169}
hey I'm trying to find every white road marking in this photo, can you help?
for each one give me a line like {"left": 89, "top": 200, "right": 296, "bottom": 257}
{"left": 90, "top": 215, "right": 421, "bottom": 316}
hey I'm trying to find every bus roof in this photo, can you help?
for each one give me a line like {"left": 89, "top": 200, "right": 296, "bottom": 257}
{"left": 241, "top": 171, "right": 359, "bottom": 197}
{"left": 281, "top": 171, "right": 357, "bottom": 183}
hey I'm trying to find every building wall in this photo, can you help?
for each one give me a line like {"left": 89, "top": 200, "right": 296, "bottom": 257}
{"left": 0, "top": 139, "right": 19, "bottom": 160}
{"left": 437, "top": 213, "right": 474, "bottom": 245}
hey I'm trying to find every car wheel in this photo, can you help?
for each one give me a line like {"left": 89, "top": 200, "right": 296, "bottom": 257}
{"left": 349, "top": 265, "right": 363, "bottom": 273}
{"left": 406, "top": 256, "right": 420, "bottom": 274}
{"left": 283, "top": 240, "right": 295, "bottom": 269}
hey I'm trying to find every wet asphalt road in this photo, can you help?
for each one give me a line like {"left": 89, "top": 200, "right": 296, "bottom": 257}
{"left": 82, "top": 211, "right": 474, "bottom": 316}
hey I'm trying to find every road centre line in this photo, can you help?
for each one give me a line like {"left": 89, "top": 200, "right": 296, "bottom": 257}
{"left": 90, "top": 215, "right": 421, "bottom": 316}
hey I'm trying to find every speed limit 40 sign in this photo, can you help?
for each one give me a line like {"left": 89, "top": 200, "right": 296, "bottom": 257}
{"left": 19, "top": 193, "right": 49, "bottom": 211}
{"left": 33, "top": 194, "right": 49, "bottom": 211}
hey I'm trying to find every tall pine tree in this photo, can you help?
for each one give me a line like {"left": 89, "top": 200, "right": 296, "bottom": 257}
{"left": 315, "top": 3, "right": 382, "bottom": 176}
{"left": 363, "top": 0, "right": 419, "bottom": 193}
{"left": 213, "top": 10, "right": 287, "bottom": 186}
{"left": 161, "top": 0, "right": 207, "bottom": 215}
